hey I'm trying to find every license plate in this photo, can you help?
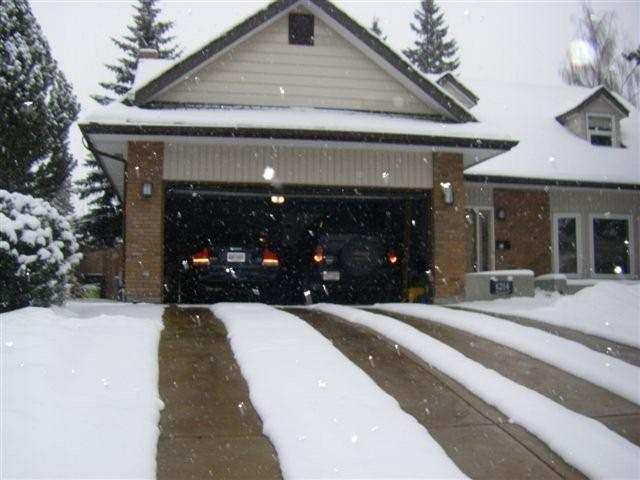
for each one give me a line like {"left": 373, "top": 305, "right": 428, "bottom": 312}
{"left": 226, "top": 252, "right": 246, "bottom": 263}
{"left": 321, "top": 271, "right": 340, "bottom": 281}
{"left": 490, "top": 279, "right": 513, "bottom": 295}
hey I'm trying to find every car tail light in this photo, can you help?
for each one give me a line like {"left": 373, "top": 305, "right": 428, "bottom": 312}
{"left": 313, "top": 246, "right": 325, "bottom": 264}
{"left": 387, "top": 248, "right": 399, "bottom": 265}
{"left": 191, "top": 247, "right": 211, "bottom": 267}
{"left": 262, "top": 247, "right": 279, "bottom": 267}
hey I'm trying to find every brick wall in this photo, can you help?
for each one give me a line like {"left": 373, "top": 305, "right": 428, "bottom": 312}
{"left": 124, "top": 142, "right": 164, "bottom": 302}
{"left": 493, "top": 188, "right": 551, "bottom": 276}
{"left": 430, "top": 152, "right": 466, "bottom": 301}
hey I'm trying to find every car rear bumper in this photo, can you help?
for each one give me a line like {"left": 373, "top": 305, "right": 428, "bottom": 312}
{"left": 194, "top": 265, "right": 279, "bottom": 285}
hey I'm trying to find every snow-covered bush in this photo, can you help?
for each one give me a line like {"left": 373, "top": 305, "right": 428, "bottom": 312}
{"left": 0, "top": 190, "right": 81, "bottom": 312}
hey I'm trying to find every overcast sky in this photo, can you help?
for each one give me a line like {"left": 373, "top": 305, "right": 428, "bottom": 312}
{"left": 30, "top": 0, "right": 639, "bottom": 214}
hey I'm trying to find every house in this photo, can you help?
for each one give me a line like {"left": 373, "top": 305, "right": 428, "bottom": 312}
{"left": 458, "top": 79, "right": 638, "bottom": 290}
{"left": 79, "top": 0, "right": 638, "bottom": 304}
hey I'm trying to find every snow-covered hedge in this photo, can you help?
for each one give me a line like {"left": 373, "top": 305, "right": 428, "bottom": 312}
{"left": 0, "top": 190, "right": 81, "bottom": 312}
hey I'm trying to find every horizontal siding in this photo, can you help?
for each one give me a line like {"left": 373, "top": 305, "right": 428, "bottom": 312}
{"left": 550, "top": 188, "right": 639, "bottom": 215}
{"left": 464, "top": 183, "right": 493, "bottom": 207}
{"left": 157, "top": 12, "right": 433, "bottom": 115}
{"left": 163, "top": 142, "right": 433, "bottom": 190}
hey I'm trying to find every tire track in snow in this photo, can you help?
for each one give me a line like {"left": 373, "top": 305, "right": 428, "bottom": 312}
{"left": 315, "top": 304, "right": 640, "bottom": 480}
{"left": 289, "top": 307, "right": 580, "bottom": 479}
{"left": 212, "top": 303, "right": 467, "bottom": 479}
{"left": 373, "top": 306, "right": 640, "bottom": 446}
{"left": 374, "top": 303, "right": 640, "bottom": 405}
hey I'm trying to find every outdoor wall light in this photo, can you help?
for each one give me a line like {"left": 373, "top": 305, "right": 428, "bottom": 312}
{"left": 142, "top": 181, "right": 153, "bottom": 198}
{"left": 496, "top": 207, "right": 506, "bottom": 221}
{"left": 270, "top": 195, "right": 285, "bottom": 204}
{"left": 440, "top": 182, "right": 454, "bottom": 206}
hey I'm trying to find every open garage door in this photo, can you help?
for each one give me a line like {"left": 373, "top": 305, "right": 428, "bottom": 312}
{"left": 164, "top": 185, "right": 429, "bottom": 304}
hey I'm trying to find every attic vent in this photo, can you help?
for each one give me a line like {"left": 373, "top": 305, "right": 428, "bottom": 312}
{"left": 289, "top": 13, "right": 314, "bottom": 46}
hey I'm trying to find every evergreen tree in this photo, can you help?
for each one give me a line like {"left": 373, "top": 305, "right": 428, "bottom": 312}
{"left": 403, "top": 0, "right": 460, "bottom": 74}
{"left": 75, "top": 155, "right": 122, "bottom": 248}
{"left": 92, "top": 0, "right": 181, "bottom": 105}
{"left": 371, "top": 17, "right": 387, "bottom": 41}
{"left": 78, "top": 0, "right": 180, "bottom": 248}
{"left": 0, "top": 0, "right": 79, "bottom": 212}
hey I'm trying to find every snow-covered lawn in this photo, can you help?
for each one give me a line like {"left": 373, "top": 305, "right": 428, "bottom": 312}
{"left": 374, "top": 303, "right": 640, "bottom": 404}
{"left": 1, "top": 301, "right": 164, "bottom": 479}
{"left": 314, "top": 303, "right": 640, "bottom": 479}
{"left": 459, "top": 282, "right": 640, "bottom": 348}
{"left": 212, "top": 303, "right": 466, "bottom": 479}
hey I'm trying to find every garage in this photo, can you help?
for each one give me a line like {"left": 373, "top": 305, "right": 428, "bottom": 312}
{"left": 79, "top": 0, "right": 518, "bottom": 305}
{"left": 164, "top": 184, "right": 429, "bottom": 304}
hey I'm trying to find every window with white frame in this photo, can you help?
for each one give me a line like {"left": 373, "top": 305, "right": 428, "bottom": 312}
{"left": 586, "top": 114, "right": 614, "bottom": 146}
{"left": 591, "top": 216, "right": 631, "bottom": 275}
{"left": 554, "top": 214, "right": 581, "bottom": 275}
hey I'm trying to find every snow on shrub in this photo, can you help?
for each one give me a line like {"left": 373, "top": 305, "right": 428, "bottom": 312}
{"left": 0, "top": 190, "right": 81, "bottom": 312}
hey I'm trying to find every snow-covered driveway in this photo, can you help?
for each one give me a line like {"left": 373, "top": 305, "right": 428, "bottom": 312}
{"left": 315, "top": 304, "right": 639, "bottom": 479}
{"left": 213, "top": 303, "right": 466, "bottom": 479}
{"left": 3, "top": 285, "right": 639, "bottom": 479}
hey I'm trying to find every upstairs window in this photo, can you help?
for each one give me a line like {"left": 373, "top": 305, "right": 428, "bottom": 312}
{"left": 289, "top": 13, "right": 314, "bottom": 46}
{"left": 587, "top": 113, "right": 614, "bottom": 146}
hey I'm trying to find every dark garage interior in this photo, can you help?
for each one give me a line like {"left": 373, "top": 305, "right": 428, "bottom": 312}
{"left": 164, "top": 185, "right": 430, "bottom": 304}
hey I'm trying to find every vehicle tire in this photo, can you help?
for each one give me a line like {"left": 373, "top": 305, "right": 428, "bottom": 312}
{"left": 340, "top": 235, "right": 385, "bottom": 278}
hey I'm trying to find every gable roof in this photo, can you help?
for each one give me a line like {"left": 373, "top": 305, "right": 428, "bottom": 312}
{"left": 131, "top": 0, "right": 476, "bottom": 123}
{"left": 464, "top": 79, "right": 639, "bottom": 186}
{"left": 555, "top": 86, "right": 630, "bottom": 123}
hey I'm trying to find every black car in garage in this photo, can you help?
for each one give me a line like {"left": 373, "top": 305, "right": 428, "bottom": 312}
{"left": 305, "top": 231, "right": 403, "bottom": 304}
{"left": 181, "top": 238, "right": 282, "bottom": 301}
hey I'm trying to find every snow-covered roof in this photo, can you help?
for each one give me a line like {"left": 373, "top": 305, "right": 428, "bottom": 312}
{"left": 464, "top": 79, "right": 639, "bottom": 185}
{"left": 129, "top": 58, "right": 174, "bottom": 93}
{"left": 81, "top": 102, "right": 511, "bottom": 144}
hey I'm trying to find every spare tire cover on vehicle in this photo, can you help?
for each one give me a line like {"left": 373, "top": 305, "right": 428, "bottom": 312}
{"left": 340, "top": 235, "right": 385, "bottom": 277}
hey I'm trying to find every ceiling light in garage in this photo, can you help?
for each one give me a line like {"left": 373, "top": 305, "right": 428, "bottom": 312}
{"left": 263, "top": 166, "right": 275, "bottom": 180}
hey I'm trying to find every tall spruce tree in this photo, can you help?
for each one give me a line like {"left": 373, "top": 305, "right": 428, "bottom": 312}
{"left": 92, "top": 0, "right": 181, "bottom": 105}
{"left": 403, "top": 0, "right": 460, "bottom": 74}
{"left": 78, "top": 0, "right": 180, "bottom": 248}
{"left": 0, "top": 0, "right": 79, "bottom": 213}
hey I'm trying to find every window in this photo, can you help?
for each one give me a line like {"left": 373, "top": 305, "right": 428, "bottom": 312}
{"left": 586, "top": 114, "right": 614, "bottom": 146}
{"left": 289, "top": 13, "right": 314, "bottom": 46}
{"left": 553, "top": 214, "right": 581, "bottom": 275}
{"left": 591, "top": 216, "right": 631, "bottom": 275}
{"left": 465, "top": 208, "right": 494, "bottom": 272}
